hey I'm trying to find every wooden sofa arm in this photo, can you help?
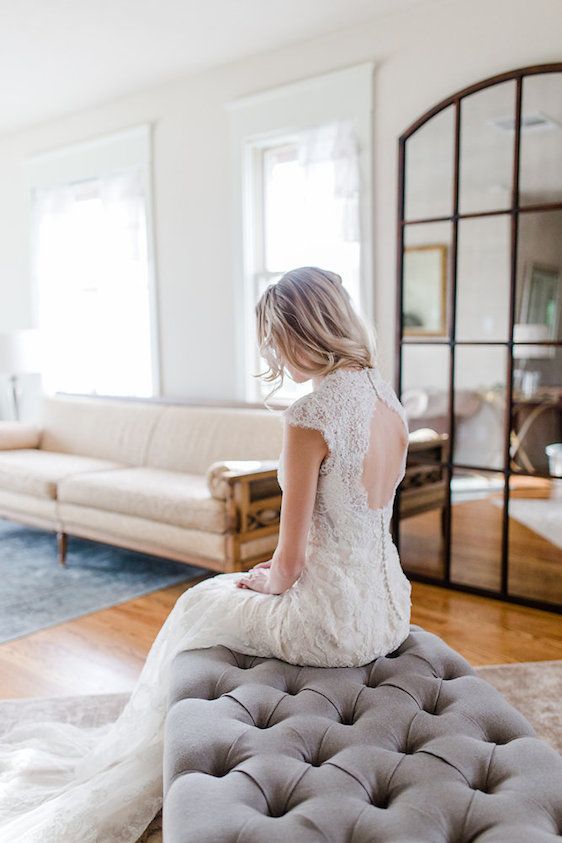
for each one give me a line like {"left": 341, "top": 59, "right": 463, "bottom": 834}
{"left": 205, "top": 461, "right": 282, "bottom": 572}
{"left": 209, "top": 461, "right": 281, "bottom": 535}
{"left": 0, "top": 421, "right": 41, "bottom": 450}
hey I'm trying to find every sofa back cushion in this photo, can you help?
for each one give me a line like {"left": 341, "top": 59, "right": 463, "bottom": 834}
{"left": 145, "top": 406, "right": 284, "bottom": 474}
{"left": 39, "top": 396, "right": 162, "bottom": 465}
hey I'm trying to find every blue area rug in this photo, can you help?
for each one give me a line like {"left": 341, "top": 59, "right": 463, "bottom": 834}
{"left": 0, "top": 519, "right": 208, "bottom": 644}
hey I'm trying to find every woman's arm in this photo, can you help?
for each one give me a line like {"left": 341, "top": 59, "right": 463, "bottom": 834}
{"left": 236, "top": 421, "right": 328, "bottom": 594}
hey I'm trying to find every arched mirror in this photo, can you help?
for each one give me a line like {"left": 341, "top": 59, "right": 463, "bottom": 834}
{"left": 396, "top": 64, "right": 562, "bottom": 613}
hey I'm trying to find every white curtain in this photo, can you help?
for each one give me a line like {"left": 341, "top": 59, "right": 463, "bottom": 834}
{"left": 30, "top": 167, "right": 154, "bottom": 397}
{"left": 297, "top": 118, "right": 361, "bottom": 244}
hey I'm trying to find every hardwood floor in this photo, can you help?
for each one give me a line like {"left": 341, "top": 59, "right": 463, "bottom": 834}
{"left": 1, "top": 573, "right": 561, "bottom": 700}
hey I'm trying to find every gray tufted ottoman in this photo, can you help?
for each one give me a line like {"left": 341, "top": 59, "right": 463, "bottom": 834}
{"left": 163, "top": 624, "right": 562, "bottom": 842}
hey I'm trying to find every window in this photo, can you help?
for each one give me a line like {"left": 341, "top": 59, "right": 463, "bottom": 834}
{"left": 249, "top": 121, "right": 362, "bottom": 403}
{"left": 226, "top": 63, "right": 374, "bottom": 404}
{"left": 26, "top": 126, "right": 158, "bottom": 397}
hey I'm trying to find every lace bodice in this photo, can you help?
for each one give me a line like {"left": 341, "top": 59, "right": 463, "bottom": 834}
{"left": 277, "top": 364, "right": 409, "bottom": 534}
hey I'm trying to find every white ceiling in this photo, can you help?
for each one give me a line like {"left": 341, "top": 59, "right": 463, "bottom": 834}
{"left": 0, "top": 0, "right": 430, "bottom": 137}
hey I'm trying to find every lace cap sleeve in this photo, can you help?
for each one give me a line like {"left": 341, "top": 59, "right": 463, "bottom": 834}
{"left": 282, "top": 392, "right": 328, "bottom": 435}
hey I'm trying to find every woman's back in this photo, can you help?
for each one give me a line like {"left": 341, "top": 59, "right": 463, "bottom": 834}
{"left": 279, "top": 364, "right": 410, "bottom": 528}
{"left": 274, "top": 364, "right": 412, "bottom": 666}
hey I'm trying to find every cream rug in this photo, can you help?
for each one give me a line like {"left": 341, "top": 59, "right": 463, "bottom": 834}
{"left": 0, "top": 659, "right": 560, "bottom": 841}
{"left": 490, "top": 496, "right": 562, "bottom": 549}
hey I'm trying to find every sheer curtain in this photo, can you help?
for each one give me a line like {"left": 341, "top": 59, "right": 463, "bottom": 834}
{"left": 30, "top": 167, "right": 155, "bottom": 397}
{"left": 258, "top": 118, "right": 362, "bottom": 401}
{"left": 297, "top": 118, "right": 361, "bottom": 243}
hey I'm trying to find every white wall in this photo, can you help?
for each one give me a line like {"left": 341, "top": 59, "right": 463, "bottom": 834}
{"left": 0, "top": 0, "right": 560, "bottom": 409}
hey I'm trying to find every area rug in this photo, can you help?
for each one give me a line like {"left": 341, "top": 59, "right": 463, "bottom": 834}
{"left": 490, "top": 496, "right": 562, "bottom": 549}
{"left": 0, "top": 519, "right": 207, "bottom": 644}
{"left": 0, "top": 658, "right": 560, "bottom": 842}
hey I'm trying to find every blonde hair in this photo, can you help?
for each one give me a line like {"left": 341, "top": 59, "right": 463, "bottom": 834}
{"left": 254, "top": 266, "right": 377, "bottom": 404}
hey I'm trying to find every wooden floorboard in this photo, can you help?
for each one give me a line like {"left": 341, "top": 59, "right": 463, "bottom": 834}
{"left": 1, "top": 572, "right": 561, "bottom": 700}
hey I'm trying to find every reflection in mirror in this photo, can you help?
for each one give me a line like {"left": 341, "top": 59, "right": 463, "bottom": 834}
{"left": 456, "top": 215, "right": 511, "bottom": 342}
{"left": 453, "top": 345, "right": 507, "bottom": 470}
{"left": 450, "top": 467, "right": 504, "bottom": 590}
{"left": 459, "top": 80, "right": 515, "bottom": 214}
{"left": 511, "top": 346, "right": 562, "bottom": 475}
{"left": 399, "top": 341, "right": 450, "bottom": 578}
{"left": 520, "top": 72, "right": 562, "bottom": 206}
{"left": 401, "top": 343, "right": 450, "bottom": 460}
{"left": 508, "top": 474, "right": 562, "bottom": 605}
{"left": 512, "top": 209, "right": 562, "bottom": 474}
{"left": 403, "top": 221, "right": 452, "bottom": 338}
{"left": 515, "top": 209, "right": 562, "bottom": 343}
{"left": 399, "top": 506, "right": 447, "bottom": 580}
{"left": 404, "top": 105, "right": 455, "bottom": 221}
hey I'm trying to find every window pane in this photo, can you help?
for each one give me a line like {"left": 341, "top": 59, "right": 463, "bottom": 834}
{"left": 508, "top": 473, "right": 562, "bottom": 605}
{"left": 520, "top": 72, "right": 562, "bottom": 206}
{"left": 456, "top": 215, "right": 511, "bottom": 342}
{"left": 258, "top": 126, "right": 362, "bottom": 403}
{"left": 404, "top": 105, "right": 455, "bottom": 221}
{"left": 515, "top": 209, "right": 562, "bottom": 344}
{"left": 262, "top": 143, "right": 360, "bottom": 307}
{"left": 31, "top": 170, "right": 154, "bottom": 396}
{"left": 403, "top": 221, "right": 452, "bottom": 340}
{"left": 512, "top": 345, "right": 562, "bottom": 475}
{"left": 450, "top": 467, "right": 505, "bottom": 591}
{"left": 401, "top": 343, "right": 451, "bottom": 446}
{"left": 453, "top": 345, "right": 507, "bottom": 470}
{"left": 458, "top": 80, "right": 515, "bottom": 214}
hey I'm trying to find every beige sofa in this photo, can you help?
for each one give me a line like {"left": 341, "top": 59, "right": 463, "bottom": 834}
{"left": 0, "top": 395, "right": 284, "bottom": 573}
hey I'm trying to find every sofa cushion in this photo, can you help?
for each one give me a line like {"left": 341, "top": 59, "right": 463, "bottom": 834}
{"left": 0, "top": 450, "right": 124, "bottom": 499}
{"left": 145, "top": 406, "right": 284, "bottom": 474}
{"left": 58, "top": 467, "right": 227, "bottom": 533}
{"left": 0, "top": 422, "right": 41, "bottom": 450}
{"left": 39, "top": 395, "right": 163, "bottom": 464}
{"left": 163, "top": 627, "right": 562, "bottom": 843}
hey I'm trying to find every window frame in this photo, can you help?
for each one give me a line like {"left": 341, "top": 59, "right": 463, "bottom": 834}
{"left": 25, "top": 124, "right": 160, "bottom": 398}
{"left": 226, "top": 63, "right": 374, "bottom": 404}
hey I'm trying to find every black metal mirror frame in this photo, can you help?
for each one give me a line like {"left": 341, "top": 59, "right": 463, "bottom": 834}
{"left": 394, "top": 62, "right": 562, "bottom": 615}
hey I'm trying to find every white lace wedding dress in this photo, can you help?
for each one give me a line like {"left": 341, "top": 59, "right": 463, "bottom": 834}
{"left": 0, "top": 364, "right": 412, "bottom": 842}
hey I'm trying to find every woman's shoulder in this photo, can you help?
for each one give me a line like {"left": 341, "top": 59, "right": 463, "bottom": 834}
{"left": 282, "top": 387, "right": 332, "bottom": 433}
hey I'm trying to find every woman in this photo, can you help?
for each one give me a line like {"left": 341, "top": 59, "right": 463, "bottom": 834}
{"left": 0, "top": 266, "right": 412, "bottom": 841}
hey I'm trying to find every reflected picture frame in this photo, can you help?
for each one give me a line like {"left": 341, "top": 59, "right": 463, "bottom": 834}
{"left": 519, "top": 260, "right": 560, "bottom": 353}
{"left": 403, "top": 243, "right": 448, "bottom": 337}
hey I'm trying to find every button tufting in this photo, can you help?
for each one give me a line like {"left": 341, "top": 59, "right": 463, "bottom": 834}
{"left": 212, "top": 766, "right": 234, "bottom": 778}
{"left": 268, "top": 805, "right": 288, "bottom": 818}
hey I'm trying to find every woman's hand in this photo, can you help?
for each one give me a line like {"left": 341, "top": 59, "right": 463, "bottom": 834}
{"left": 249, "top": 559, "right": 272, "bottom": 571}
{"left": 236, "top": 568, "right": 273, "bottom": 593}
